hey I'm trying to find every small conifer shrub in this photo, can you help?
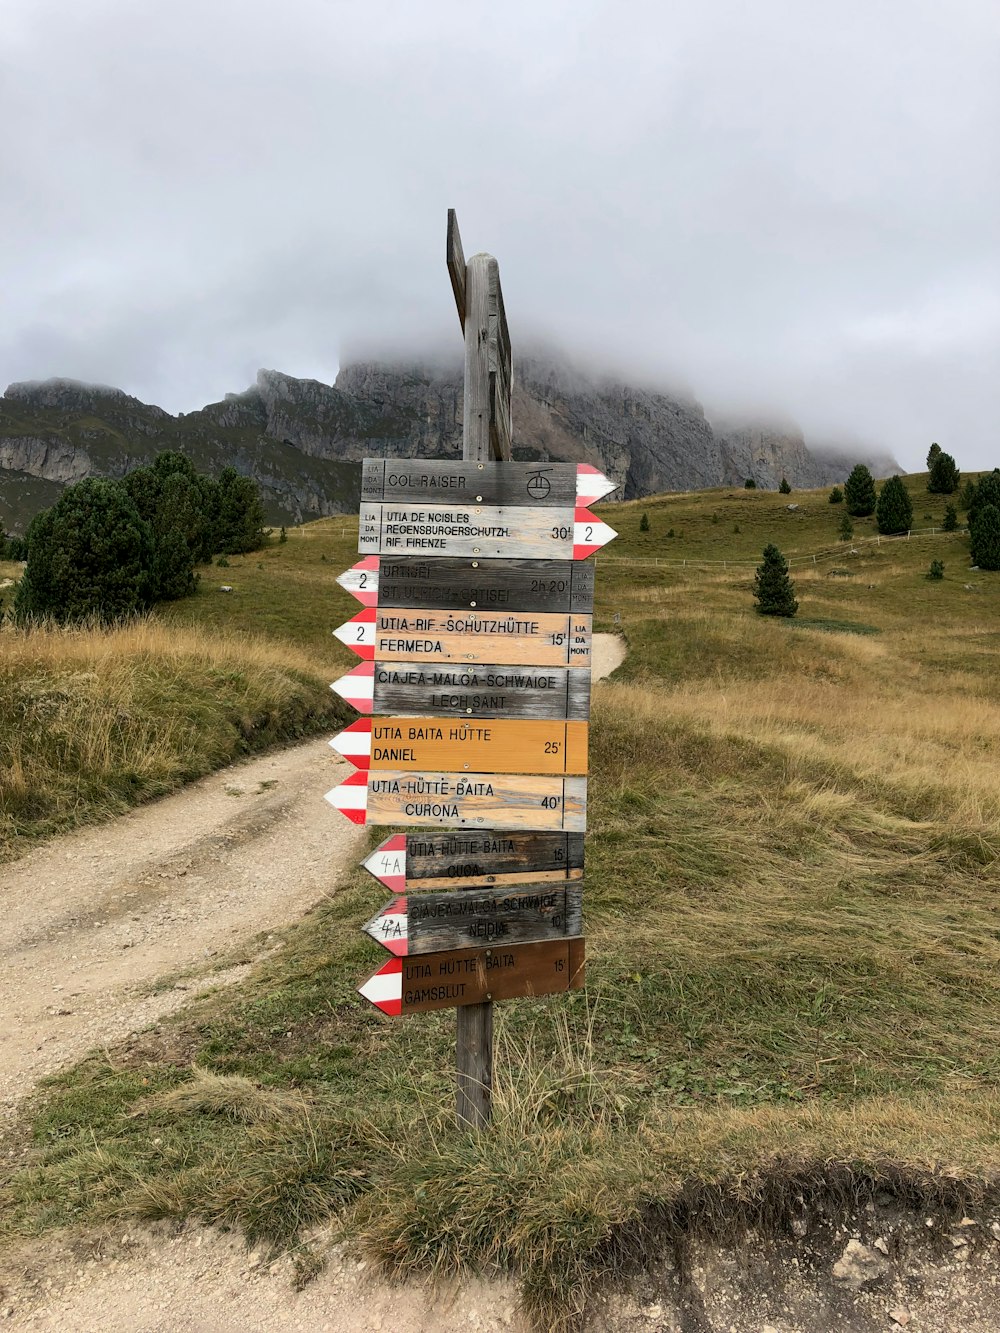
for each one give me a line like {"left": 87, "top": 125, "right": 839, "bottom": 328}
{"left": 927, "top": 560, "right": 945, "bottom": 580}
{"left": 844, "top": 464, "right": 877, "bottom": 517}
{"left": 942, "top": 504, "right": 958, "bottom": 532}
{"left": 927, "top": 442, "right": 942, "bottom": 468}
{"left": 639, "top": 512, "right": 650, "bottom": 532}
{"left": 970, "top": 503, "right": 1000, "bottom": 571}
{"left": 744, "top": 478, "right": 756, "bottom": 489}
{"left": 279, "top": 526, "right": 288, "bottom": 543}
{"left": 829, "top": 486, "right": 843, "bottom": 504}
{"left": 753, "top": 544, "right": 798, "bottom": 617}
{"left": 839, "top": 513, "right": 854, "bottom": 542}
{"left": 927, "top": 451, "right": 960, "bottom": 494}
{"left": 875, "top": 475, "right": 914, "bottom": 535}
{"left": 778, "top": 477, "right": 791, "bottom": 494}
{"left": 667, "top": 528, "right": 675, "bottom": 538}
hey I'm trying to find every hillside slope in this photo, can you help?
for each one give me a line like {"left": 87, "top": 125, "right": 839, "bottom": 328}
{"left": 0, "top": 355, "right": 898, "bottom": 531}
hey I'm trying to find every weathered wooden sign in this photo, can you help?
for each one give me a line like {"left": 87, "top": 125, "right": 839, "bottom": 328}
{"left": 361, "top": 459, "right": 618, "bottom": 508}
{"left": 358, "top": 937, "right": 586, "bottom": 1015}
{"left": 330, "top": 717, "right": 588, "bottom": 775}
{"left": 363, "top": 831, "right": 585, "bottom": 892}
{"left": 333, "top": 608, "right": 592, "bottom": 667}
{"left": 326, "top": 770, "right": 587, "bottom": 830}
{"left": 337, "top": 556, "right": 595, "bottom": 615}
{"left": 331, "top": 660, "right": 592, "bottom": 720}
{"left": 362, "top": 885, "right": 583, "bottom": 956}
{"left": 357, "top": 502, "right": 616, "bottom": 560}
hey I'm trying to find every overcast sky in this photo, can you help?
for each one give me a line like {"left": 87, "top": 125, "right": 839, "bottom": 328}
{"left": 2, "top": 0, "right": 998, "bottom": 470}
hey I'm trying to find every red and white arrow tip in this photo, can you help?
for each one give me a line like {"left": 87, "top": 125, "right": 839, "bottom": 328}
{"left": 362, "top": 895, "right": 409, "bottom": 956}
{"left": 358, "top": 956, "right": 403, "bottom": 1015}
{"left": 573, "top": 507, "right": 617, "bottom": 559}
{"left": 576, "top": 464, "right": 619, "bottom": 506}
{"left": 362, "top": 834, "right": 407, "bottom": 890}
{"left": 336, "top": 556, "right": 379, "bottom": 607}
{"left": 324, "top": 770, "right": 369, "bottom": 824}
{"left": 332, "top": 608, "right": 375, "bottom": 659}
{"left": 329, "top": 718, "right": 372, "bottom": 769}
{"left": 330, "top": 661, "right": 374, "bottom": 713}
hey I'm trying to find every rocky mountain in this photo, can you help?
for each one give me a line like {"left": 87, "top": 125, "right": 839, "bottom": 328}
{"left": 0, "top": 355, "right": 897, "bottom": 533}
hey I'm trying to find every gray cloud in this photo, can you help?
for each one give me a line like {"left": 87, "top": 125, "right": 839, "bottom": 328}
{"left": 2, "top": 0, "right": 998, "bottom": 469}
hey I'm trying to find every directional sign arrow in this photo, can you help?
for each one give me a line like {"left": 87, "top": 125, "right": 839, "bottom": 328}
{"left": 333, "top": 608, "right": 592, "bottom": 668}
{"left": 335, "top": 556, "right": 594, "bottom": 614}
{"left": 331, "top": 660, "right": 591, "bottom": 721}
{"left": 335, "top": 555, "right": 379, "bottom": 607}
{"left": 357, "top": 502, "right": 616, "bottom": 560}
{"left": 324, "top": 771, "right": 587, "bottom": 831}
{"left": 332, "top": 608, "right": 375, "bottom": 659}
{"left": 358, "top": 938, "right": 586, "bottom": 1016}
{"left": 330, "top": 716, "right": 588, "bottom": 775}
{"left": 362, "top": 885, "right": 583, "bottom": 957}
{"left": 360, "top": 458, "right": 618, "bottom": 508}
{"left": 362, "top": 830, "right": 584, "bottom": 893}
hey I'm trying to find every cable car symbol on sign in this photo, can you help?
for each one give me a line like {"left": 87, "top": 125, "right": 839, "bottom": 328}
{"left": 526, "top": 469, "right": 552, "bottom": 499}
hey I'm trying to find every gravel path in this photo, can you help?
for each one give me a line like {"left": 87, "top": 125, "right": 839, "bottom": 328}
{"left": 0, "top": 634, "right": 627, "bottom": 1327}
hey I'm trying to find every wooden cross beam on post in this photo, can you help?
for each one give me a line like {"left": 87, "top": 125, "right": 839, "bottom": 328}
{"left": 447, "top": 208, "right": 512, "bottom": 464}
{"left": 447, "top": 208, "right": 511, "bottom": 1129}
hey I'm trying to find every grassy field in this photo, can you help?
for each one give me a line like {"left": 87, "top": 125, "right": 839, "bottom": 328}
{"left": 3, "top": 472, "right": 1000, "bottom": 1328}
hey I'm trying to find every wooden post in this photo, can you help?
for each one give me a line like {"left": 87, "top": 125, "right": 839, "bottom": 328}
{"left": 450, "top": 210, "right": 513, "bottom": 1128}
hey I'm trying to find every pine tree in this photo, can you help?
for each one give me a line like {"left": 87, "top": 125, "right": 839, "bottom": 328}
{"left": 829, "top": 486, "right": 843, "bottom": 504}
{"left": 14, "top": 479, "right": 154, "bottom": 623}
{"left": 844, "top": 464, "right": 877, "bottom": 517}
{"left": 838, "top": 513, "right": 854, "bottom": 542}
{"left": 927, "top": 451, "right": 960, "bottom": 494}
{"left": 959, "top": 478, "right": 977, "bottom": 512}
{"left": 875, "top": 475, "right": 913, "bottom": 535}
{"left": 970, "top": 503, "right": 1000, "bottom": 571}
{"left": 753, "top": 544, "right": 798, "bottom": 617}
{"left": 778, "top": 477, "right": 791, "bottom": 494}
{"left": 639, "top": 512, "right": 650, "bottom": 532}
{"left": 215, "top": 468, "right": 267, "bottom": 555}
{"left": 968, "top": 470, "right": 1000, "bottom": 526}
{"left": 927, "top": 442, "right": 942, "bottom": 469}
{"left": 744, "top": 478, "right": 756, "bottom": 489}
{"left": 942, "top": 504, "right": 958, "bottom": 532}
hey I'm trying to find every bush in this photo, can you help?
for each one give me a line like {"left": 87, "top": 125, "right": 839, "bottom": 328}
{"left": 844, "top": 464, "right": 876, "bottom": 517}
{"left": 639, "top": 512, "right": 650, "bottom": 533}
{"left": 875, "top": 475, "right": 914, "bottom": 535}
{"left": 744, "top": 478, "right": 756, "bottom": 489}
{"left": 927, "top": 560, "right": 945, "bottom": 580}
{"left": 838, "top": 514, "right": 854, "bottom": 542}
{"left": 829, "top": 486, "right": 843, "bottom": 505}
{"left": 942, "top": 504, "right": 958, "bottom": 532}
{"left": 752, "top": 544, "right": 798, "bottom": 617}
{"left": 14, "top": 479, "right": 154, "bottom": 624}
{"left": 927, "top": 452, "right": 960, "bottom": 494}
{"left": 970, "top": 503, "right": 1000, "bottom": 571}
{"left": 778, "top": 477, "right": 791, "bottom": 494}
{"left": 959, "top": 478, "right": 977, "bottom": 512}
{"left": 279, "top": 526, "right": 288, "bottom": 543}
{"left": 666, "top": 528, "right": 675, "bottom": 538}
{"left": 967, "top": 470, "right": 1000, "bottom": 527}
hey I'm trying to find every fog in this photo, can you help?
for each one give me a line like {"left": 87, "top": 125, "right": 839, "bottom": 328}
{"left": 2, "top": 0, "right": 998, "bottom": 469}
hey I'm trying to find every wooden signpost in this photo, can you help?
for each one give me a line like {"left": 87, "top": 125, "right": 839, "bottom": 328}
{"left": 337, "top": 556, "right": 596, "bottom": 614}
{"left": 362, "top": 885, "right": 583, "bottom": 956}
{"left": 362, "top": 831, "right": 585, "bottom": 892}
{"left": 331, "top": 660, "right": 592, "bottom": 720}
{"left": 326, "top": 211, "right": 617, "bottom": 1129}
{"left": 330, "top": 716, "right": 588, "bottom": 775}
{"left": 325, "top": 770, "right": 588, "bottom": 831}
{"left": 333, "top": 606, "right": 593, "bottom": 668}
{"left": 358, "top": 938, "right": 586, "bottom": 1016}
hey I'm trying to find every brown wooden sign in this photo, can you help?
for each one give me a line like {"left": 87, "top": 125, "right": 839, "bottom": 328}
{"left": 362, "top": 831, "right": 585, "bottom": 892}
{"left": 331, "top": 717, "right": 588, "bottom": 775}
{"left": 362, "top": 885, "right": 583, "bottom": 957}
{"left": 331, "top": 660, "right": 592, "bottom": 721}
{"left": 326, "top": 770, "right": 587, "bottom": 830}
{"left": 334, "top": 607, "right": 593, "bottom": 668}
{"left": 337, "top": 556, "right": 595, "bottom": 615}
{"left": 359, "top": 937, "right": 585, "bottom": 1014}
{"left": 357, "top": 502, "right": 615, "bottom": 560}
